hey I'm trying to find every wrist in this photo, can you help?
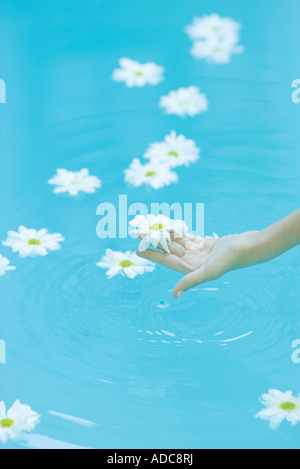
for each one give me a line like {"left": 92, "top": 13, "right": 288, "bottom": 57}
{"left": 236, "top": 230, "right": 265, "bottom": 267}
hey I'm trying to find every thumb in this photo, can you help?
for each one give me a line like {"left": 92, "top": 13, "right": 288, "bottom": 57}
{"left": 173, "top": 267, "right": 218, "bottom": 299}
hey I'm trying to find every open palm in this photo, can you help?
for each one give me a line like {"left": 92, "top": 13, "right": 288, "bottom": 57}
{"left": 137, "top": 231, "right": 252, "bottom": 298}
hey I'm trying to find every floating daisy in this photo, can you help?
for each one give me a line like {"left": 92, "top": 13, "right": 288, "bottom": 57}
{"left": 125, "top": 158, "right": 178, "bottom": 189}
{"left": 96, "top": 249, "right": 155, "bottom": 279}
{"left": 159, "top": 86, "right": 208, "bottom": 117}
{"left": 256, "top": 390, "right": 300, "bottom": 430}
{"left": 48, "top": 169, "right": 101, "bottom": 196}
{"left": 143, "top": 131, "right": 200, "bottom": 168}
{"left": 3, "top": 226, "right": 64, "bottom": 258}
{"left": 0, "top": 254, "right": 16, "bottom": 276}
{"left": 185, "top": 14, "right": 244, "bottom": 64}
{"left": 191, "top": 38, "right": 244, "bottom": 64}
{"left": 185, "top": 14, "right": 241, "bottom": 42}
{"left": 112, "top": 58, "right": 165, "bottom": 87}
{"left": 0, "top": 400, "right": 40, "bottom": 444}
{"left": 129, "top": 214, "right": 188, "bottom": 253}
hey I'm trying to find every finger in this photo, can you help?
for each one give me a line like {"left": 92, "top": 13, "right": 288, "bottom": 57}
{"left": 168, "top": 241, "right": 185, "bottom": 257}
{"left": 185, "top": 232, "right": 205, "bottom": 244}
{"left": 173, "top": 266, "right": 220, "bottom": 299}
{"left": 155, "top": 241, "right": 185, "bottom": 256}
{"left": 136, "top": 233, "right": 170, "bottom": 253}
{"left": 171, "top": 232, "right": 205, "bottom": 250}
{"left": 136, "top": 233, "right": 184, "bottom": 256}
{"left": 137, "top": 250, "right": 190, "bottom": 274}
{"left": 170, "top": 231, "right": 190, "bottom": 248}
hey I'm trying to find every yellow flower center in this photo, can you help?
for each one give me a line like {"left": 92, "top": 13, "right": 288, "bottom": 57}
{"left": 145, "top": 171, "right": 158, "bottom": 177}
{"left": 149, "top": 223, "right": 164, "bottom": 231}
{"left": 120, "top": 260, "right": 134, "bottom": 268}
{"left": 168, "top": 151, "right": 180, "bottom": 158}
{"left": 279, "top": 402, "right": 297, "bottom": 412}
{"left": 0, "top": 418, "right": 14, "bottom": 428}
{"left": 178, "top": 100, "right": 190, "bottom": 108}
{"left": 134, "top": 71, "right": 143, "bottom": 76}
{"left": 28, "top": 239, "right": 41, "bottom": 246}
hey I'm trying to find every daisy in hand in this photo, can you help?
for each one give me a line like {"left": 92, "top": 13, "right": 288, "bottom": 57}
{"left": 49, "top": 169, "right": 101, "bottom": 196}
{"left": 0, "top": 254, "right": 16, "bottom": 276}
{"left": 129, "top": 215, "right": 188, "bottom": 253}
{"left": 143, "top": 131, "right": 200, "bottom": 168}
{"left": 112, "top": 58, "right": 165, "bottom": 87}
{"left": 125, "top": 159, "right": 178, "bottom": 189}
{"left": 256, "top": 389, "right": 300, "bottom": 429}
{"left": 96, "top": 249, "right": 155, "bottom": 279}
{"left": 0, "top": 400, "right": 40, "bottom": 444}
{"left": 3, "top": 226, "right": 64, "bottom": 258}
{"left": 159, "top": 86, "right": 208, "bottom": 117}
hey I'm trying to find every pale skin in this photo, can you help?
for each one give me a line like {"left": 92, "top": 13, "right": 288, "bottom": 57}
{"left": 137, "top": 209, "right": 300, "bottom": 299}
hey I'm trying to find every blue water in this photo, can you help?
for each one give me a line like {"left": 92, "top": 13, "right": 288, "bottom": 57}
{"left": 0, "top": 0, "right": 300, "bottom": 449}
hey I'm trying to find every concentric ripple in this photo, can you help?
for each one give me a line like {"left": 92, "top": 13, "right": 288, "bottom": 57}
{"left": 2, "top": 92, "right": 300, "bottom": 448}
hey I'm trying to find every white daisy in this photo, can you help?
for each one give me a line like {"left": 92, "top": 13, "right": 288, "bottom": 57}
{"left": 112, "top": 58, "right": 165, "bottom": 87}
{"left": 0, "top": 400, "right": 40, "bottom": 444}
{"left": 185, "top": 14, "right": 244, "bottom": 64}
{"left": 191, "top": 37, "right": 244, "bottom": 64}
{"left": 159, "top": 86, "right": 208, "bottom": 117}
{"left": 143, "top": 131, "right": 200, "bottom": 168}
{"left": 129, "top": 214, "right": 188, "bottom": 253}
{"left": 3, "top": 226, "right": 65, "bottom": 258}
{"left": 0, "top": 254, "right": 16, "bottom": 276}
{"left": 124, "top": 159, "right": 178, "bottom": 189}
{"left": 256, "top": 389, "right": 300, "bottom": 430}
{"left": 96, "top": 249, "right": 155, "bottom": 279}
{"left": 48, "top": 169, "right": 101, "bottom": 196}
{"left": 185, "top": 14, "right": 241, "bottom": 42}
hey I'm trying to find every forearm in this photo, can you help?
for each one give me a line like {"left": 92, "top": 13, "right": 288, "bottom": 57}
{"left": 243, "top": 209, "right": 300, "bottom": 266}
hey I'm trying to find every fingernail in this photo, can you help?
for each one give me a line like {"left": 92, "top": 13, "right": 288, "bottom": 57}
{"left": 177, "top": 291, "right": 183, "bottom": 299}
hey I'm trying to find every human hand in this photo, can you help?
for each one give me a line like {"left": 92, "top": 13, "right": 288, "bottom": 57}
{"left": 137, "top": 230, "right": 260, "bottom": 299}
